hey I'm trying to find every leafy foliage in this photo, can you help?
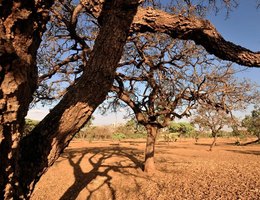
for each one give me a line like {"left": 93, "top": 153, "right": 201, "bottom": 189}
{"left": 115, "top": 119, "right": 146, "bottom": 139}
{"left": 168, "top": 122, "right": 195, "bottom": 137}
{"left": 242, "top": 106, "right": 260, "bottom": 139}
{"left": 24, "top": 119, "right": 39, "bottom": 136}
{"left": 75, "top": 126, "right": 114, "bottom": 141}
{"left": 112, "top": 132, "right": 126, "bottom": 141}
{"left": 75, "top": 118, "right": 146, "bottom": 141}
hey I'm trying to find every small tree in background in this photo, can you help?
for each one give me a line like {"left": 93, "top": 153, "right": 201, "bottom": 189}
{"left": 24, "top": 119, "right": 39, "bottom": 136}
{"left": 162, "top": 122, "right": 195, "bottom": 144}
{"left": 230, "top": 123, "right": 249, "bottom": 145}
{"left": 192, "top": 105, "right": 238, "bottom": 151}
{"left": 115, "top": 118, "right": 146, "bottom": 139}
{"left": 76, "top": 125, "right": 115, "bottom": 141}
{"left": 242, "top": 106, "right": 260, "bottom": 144}
{"left": 168, "top": 122, "right": 195, "bottom": 138}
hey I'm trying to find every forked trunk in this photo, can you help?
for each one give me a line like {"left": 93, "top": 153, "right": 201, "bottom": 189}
{"left": 209, "top": 134, "right": 217, "bottom": 151}
{"left": 144, "top": 124, "right": 158, "bottom": 173}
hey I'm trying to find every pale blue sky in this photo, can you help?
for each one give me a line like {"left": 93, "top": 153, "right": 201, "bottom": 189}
{"left": 206, "top": 0, "right": 260, "bottom": 84}
{"left": 27, "top": 2, "right": 260, "bottom": 124}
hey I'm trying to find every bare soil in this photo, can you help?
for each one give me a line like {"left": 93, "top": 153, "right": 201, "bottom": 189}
{"left": 31, "top": 138, "right": 260, "bottom": 200}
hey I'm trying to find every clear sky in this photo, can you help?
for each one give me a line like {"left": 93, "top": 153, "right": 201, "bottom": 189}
{"left": 206, "top": 0, "right": 260, "bottom": 84}
{"left": 27, "top": 1, "right": 260, "bottom": 125}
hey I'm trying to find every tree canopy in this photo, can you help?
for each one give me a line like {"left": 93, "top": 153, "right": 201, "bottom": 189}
{"left": 1, "top": 0, "right": 260, "bottom": 198}
{"left": 242, "top": 106, "right": 260, "bottom": 143}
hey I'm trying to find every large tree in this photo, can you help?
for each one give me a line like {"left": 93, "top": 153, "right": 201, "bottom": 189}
{"left": 109, "top": 33, "right": 258, "bottom": 171}
{"left": 1, "top": 0, "right": 260, "bottom": 199}
{"left": 192, "top": 75, "right": 259, "bottom": 150}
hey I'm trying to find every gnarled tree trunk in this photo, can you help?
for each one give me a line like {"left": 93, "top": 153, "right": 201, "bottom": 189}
{"left": 144, "top": 124, "right": 158, "bottom": 173}
{"left": 15, "top": 0, "right": 140, "bottom": 198}
{"left": 0, "top": 1, "right": 54, "bottom": 199}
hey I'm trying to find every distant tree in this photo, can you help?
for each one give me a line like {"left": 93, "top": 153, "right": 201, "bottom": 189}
{"left": 242, "top": 106, "right": 260, "bottom": 144}
{"left": 192, "top": 99, "right": 260, "bottom": 150}
{"left": 192, "top": 106, "right": 236, "bottom": 150}
{"left": 230, "top": 122, "right": 250, "bottom": 145}
{"left": 124, "top": 118, "right": 138, "bottom": 133}
{"left": 24, "top": 119, "right": 39, "bottom": 136}
{"left": 168, "top": 122, "right": 195, "bottom": 138}
{"left": 77, "top": 125, "right": 119, "bottom": 141}
{"left": 115, "top": 118, "right": 146, "bottom": 138}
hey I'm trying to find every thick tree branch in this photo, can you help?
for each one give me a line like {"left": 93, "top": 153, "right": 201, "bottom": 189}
{"left": 81, "top": 1, "right": 260, "bottom": 67}
{"left": 132, "top": 8, "right": 260, "bottom": 67}
{"left": 111, "top": 85, "right": 147, "bottom": 125}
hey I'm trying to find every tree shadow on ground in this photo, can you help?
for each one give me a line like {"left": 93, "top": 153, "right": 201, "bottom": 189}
{"left": 120, "top": 140, "right": 146, "bottom": 144}
{"left": 59, "top": 146, "right": 144, "bottom": 200}
{"left": 225, "top": 150, "right": 260, "bottom": 156}
{"left": 222, "top": 142, "right": 241, "bottom": 146}
{"left": 194, "top": 143, "right": 211, "bottom": 146}
{"left": 156, "top": 143, "right": 191, "bottom": 150}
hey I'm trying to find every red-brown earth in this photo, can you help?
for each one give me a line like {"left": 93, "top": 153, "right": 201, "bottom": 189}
{"left": 31, "top": 138, "right": 260, "bottom": 200}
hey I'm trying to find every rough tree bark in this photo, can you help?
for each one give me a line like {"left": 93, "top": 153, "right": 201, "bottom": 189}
{"left": 144, "top": 124, "right": 158, "bottom": 173}
{"left": 132, "top": 7, "right": 260, "bottom": 67}
{"left": 0, "top": 1, "right": 54, "bottom": 199}
{"left": 81, "top": 0, "right": 260, "bottom": 67}
{"left": 15, "top": 0, "right": 140, "bottom": 198}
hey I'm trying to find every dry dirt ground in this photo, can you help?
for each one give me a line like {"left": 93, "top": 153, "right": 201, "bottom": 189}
{"left": 31, "top": 138, "right": 260, "bottom": 200}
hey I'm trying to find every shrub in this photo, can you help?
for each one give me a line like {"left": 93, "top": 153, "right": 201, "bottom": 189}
{"left": 112, "top": 132, "right": 126, "bottom": 141}
{"left": 114, "top": 119, "right": 146, "bottom": 139}
{"left": 75, "top": 126, "right": 114, "bottom": 140}
{"left": 168, "top": 122, "right": 195, "bottom": 137}
{"left": 24, "top": 119, "right": 39, "bottom": 136}
{"left": 162, "top": 132, "right": 178, "bottom": 143}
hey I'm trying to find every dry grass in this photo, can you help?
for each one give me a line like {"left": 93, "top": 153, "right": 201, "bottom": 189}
{"left": 31, "top": 138, "right": 260, "bottom": 200}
